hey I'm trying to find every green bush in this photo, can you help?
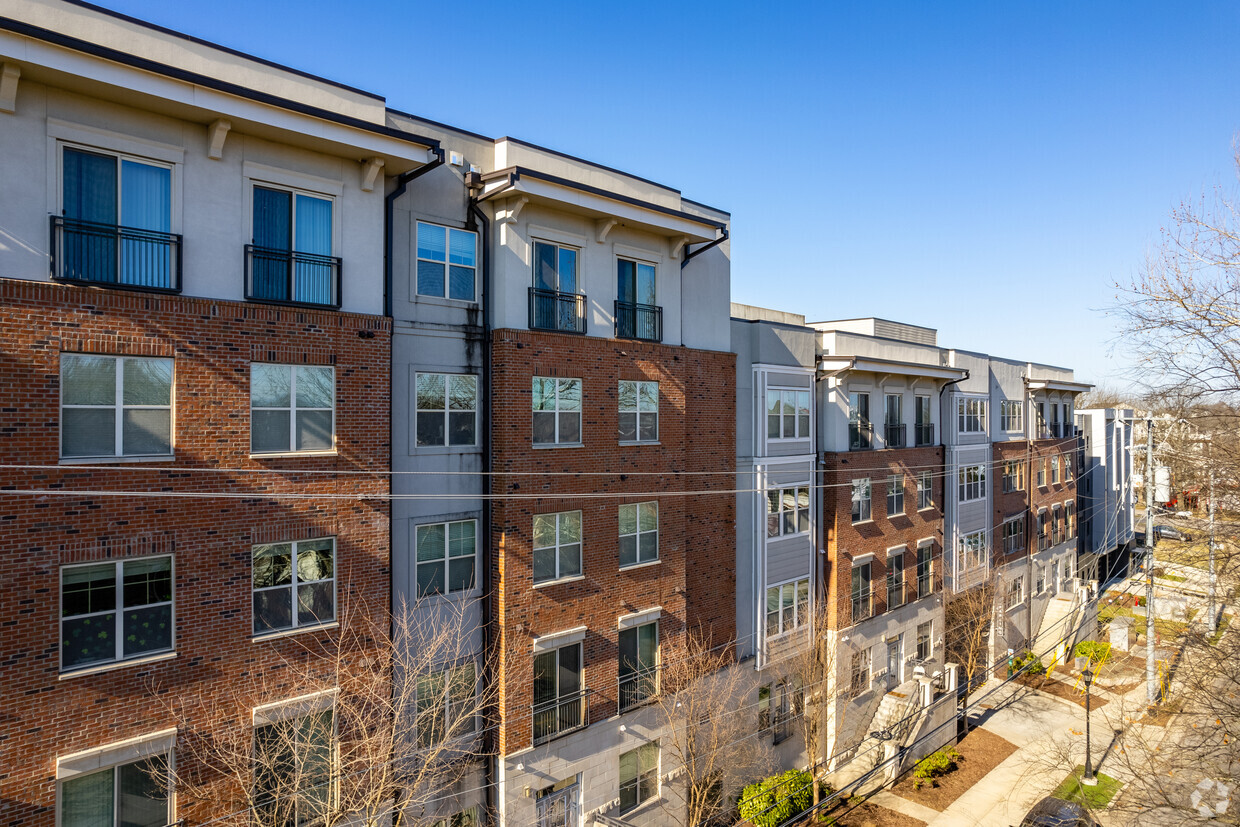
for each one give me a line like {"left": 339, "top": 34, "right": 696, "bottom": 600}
{"left": 738, "top": 769, "right": 814, "bottom": 826}
{"left": 911, "top": 746, "right": 962, "bottom": 789}
{"left": 1010, "top": 650, "right": 1046, "bottom": 676}
{"left": 1074, "top": 640, "right": 1112, "bottom": 665}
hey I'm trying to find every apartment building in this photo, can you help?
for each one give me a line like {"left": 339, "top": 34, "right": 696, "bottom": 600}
{"left": 1076, "top": 407, "right": 1136, "bottom": 581}
{"left": 0, "top": 2, "right": 427, "bottom": 822}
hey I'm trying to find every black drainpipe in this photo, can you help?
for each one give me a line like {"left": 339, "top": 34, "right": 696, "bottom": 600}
{"left": 680, "top": 226, "right": 729, "bottom": 269}
{"left": 384, "top": 147, "right": 445, "bottom": 317}
{"left": 939, "top": 369, "right": 969, "bottom": 595}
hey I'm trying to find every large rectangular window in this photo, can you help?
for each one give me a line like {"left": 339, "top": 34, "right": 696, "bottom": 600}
{"left": 61, "top": 556, "right": 173, "bottom": 671}
{"left": 767, "top": 389, "right": 811, "bottom": 440}
{"left": 957, "top": 397, "right": 986, "bottom": 434}
{"left": 851, "top": 562, "right": 872, "bottom": 622}
{"left": 914, "top": 395, "right": 934, "bottom": 445}
{"left": 415, "top": 520, "right": 477, "bottom": 595}
{"left": 851, "top": 478, "right": 872, "bottom": 524}
{"left": 61, "top": 354, "right": 173, "bottom": 459}
{"left": 886, "top": 474, "right": 905, "bottom": 516}
{"left": 884, "top": 394, "right": 904, "bottom": 447}
{"left": 533, "top": 512, "right": 582, "bottom": 584}
{"left": 415, "top": 374, "right": 477, "bottom": 447}
{"left": 250, "top": 185, "right": 337, "bottom": 307}
{"left": 848, "top": 392, "right": 872, "bottom": 449}
{"left": 619, "top": 380, "right": 658, "bottom": 442}
{"left": 850, "top": 647, "right": 871, "bottom": 696}
{"left": 958, "top": 464, "right": 986, "bottom": 502}
{"left": 767, "top": 487, "right": 811, "bottom": 537}
{"left": 533, "top": 643, "right": 584, "bottom": 744}
{"left": 1002, "top": 460, "right": 1025, "bottom": 493}
{"left": 959, "top": 530, "right": 986, "bottom": 570}
{"left": 618, "top": 742, "right": 659, "bottom": 814}
{"left": 916, "top": 543, "right": 933, "bottom": 598}
{"left": 1000, "top": 400, "right": 1023, "bottom": 431}
{"left": 253, "top": 709, "right": 334, "bottom": 827}
{"left": 1005, "top": 576, "right": 1024, "bottom": 610}
{"left": 619, "top": 502, "right": 658, "bottom": 567}
{"left": 619, "top": 621, "right": 659, "bottom": 710}
{"left": 1051, "top": 455, "right": 1060, "bottom": 484}
{"left": 1066, "top": 501, "right": 1076, "bottom": 539}
{"left": 1002, "top": 517, "right": 1025, "bottom": 555}
{"left": 416, "top": 222, "right": 476, "bottom": 300}
{"left": 531, "top": 241, "right": 583, "bottom": 333}
{"left": 1038, "top": 510, "right": 1050, "bottom": 551}
{"left": 417, "top": 663, "right": 476, "bottom": 747}
{"left": 916, "top": 621, "right": 932, "bottom": 661}
{"left": 887, "top": 551, "right": 906, "bottom": 609}
{"left": 252, "top": 538, "right": 335, "bottom": 634}
{"left": 616, "top": 258, "right": 660, "bottom": 341}
{"left": 533, "top": 377, "right": 582, "bottom": 445}
{"left": 917, "top": 471, "right": 933, "bottom": 510}
{"left": 60, "top": 756, "right": 169, "bottom": 827}
{"left": 765, "top": 578, "right": 810, "bottom": 638}
{"left": 251, "top": 364, "right": 334, "bottom": 454}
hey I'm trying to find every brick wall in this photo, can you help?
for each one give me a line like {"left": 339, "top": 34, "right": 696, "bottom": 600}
{"left": 487, "top": 329, "right": 735, "bottom": 755}
{"left": 821, "top": 446, "right": 945, "bottom": 630}
{"left": 0, "top": 279, "right": 390, "bottom": 825}
{"left": 992, "top": 438, "right": 1079, "bottom": 566}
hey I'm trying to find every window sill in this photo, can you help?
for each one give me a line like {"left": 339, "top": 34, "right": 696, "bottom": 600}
{"left": 250, "top": 450, "right": 339, "bottom": 459}
{"left": 917, "top": 506, "right": 936, "bottom": 513}
{"left": 412, "top": 443, "right": 480, "bottom": 453}
{"left": 532, "top": 442, "right": 584, "bottom": 450}
{"left": 532, "top": 575, "right": 586, "bottom": 589}
{"left": 619, "top": 559, "right": 661, "bottom": 572}
{"left": 618, "top": 440, "right": 661, "bottom": 447}
{"left": 851, "top": 519, "right": 874, "bottom": 527}
{"left": 252, "top": 621, "right": 338, "bottom": 642}
{"left": 59, "top": 455, "right": 176, "bottom": 465}
{"left": 59, "top": 649, "right": 176, "bottom": 679}
{"left": 410, "top": 293, "right": 479, "bottom": 307}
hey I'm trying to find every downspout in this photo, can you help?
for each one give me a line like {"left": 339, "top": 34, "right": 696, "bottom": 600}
{"left": 384, "top": 148, "right": 445, "bottom": 317}
{"left": 680, "top": 226, "right": 729, "bottom": 269}
{"left": 938, "top": 370, "right": 968, "bottom": 591}
{"left": 1024, "top": 382, "right": 1035, "bottom": 648}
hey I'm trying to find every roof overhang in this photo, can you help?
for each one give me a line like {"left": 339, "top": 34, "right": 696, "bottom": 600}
{"left": 1026, "top": 379, "right": 1094, "bottom": 393}
{"left": 818, "top": 356, "right": 967, "bottom": 382}
{"left": 478, "top": 166, "right": 724, "bottom": 243}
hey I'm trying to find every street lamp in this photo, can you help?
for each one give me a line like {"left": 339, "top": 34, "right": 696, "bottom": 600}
{"left": 1081, "top": 666, "right": 1097, "bottom": 786}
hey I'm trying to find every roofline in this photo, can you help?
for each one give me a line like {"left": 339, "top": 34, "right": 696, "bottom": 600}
{"left": 810, "top": 317, "right": 938, "bottom": 333}
{"left": 730, "top": 315, "right": 814, "bottom": 333}
{"left": 0, "top": 15, "right": 440, "bottom": 151}
{"left": 386, "top": 108, "right": 494, "bottom": 143}
{"left": 59, "top": 0, "right": 385, "bottom": 101}
{"left": 818, "top": 355, "right": 967, "bottom": 381}
{"left": 680, "top": 196, "right": 731, "bottom": 218}
{"left": 496, "top": 136, "right": 681, "bottom": 195}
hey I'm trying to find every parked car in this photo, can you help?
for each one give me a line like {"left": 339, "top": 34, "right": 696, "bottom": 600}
{"left": 1154, "top": 524, "right": 1191, "bottom": 542}
{"left": 1019, "top": 796, "right": 1102, "bottom": 827}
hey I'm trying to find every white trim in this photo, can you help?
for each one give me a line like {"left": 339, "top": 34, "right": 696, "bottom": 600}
{"left": 57, "top": 728, "right": 177, "bottom": 779}
{"left": 48, "top": 118, "right": 186, "bottom": 163}
{"left": 58, "top": 649, "right": 177, "bottom": 680}
{"left": 253, "top": 688, "right": 338, "bottom": 726}
{"left": 851, "top": 553, "right": 876, "bottom": 566}
{"left": 916, "top": 537, "right": 934, "bottom": 548}
{"left": 886, "top": 544, "right": 907, "bottom": 558}
{"left": 242, "top": 161, "right": 344, "bottom": 197}
{"left": 532, "top": 625, "right": 588, "bottom": 653}
{"left": 618, "top": 606, "right": 662, "bottom": 630}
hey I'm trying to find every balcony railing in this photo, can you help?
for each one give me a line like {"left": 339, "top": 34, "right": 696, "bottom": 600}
{"left": 914, "top": 423, "right": 935, "bottom": 446}
{"left": 887, "top": 576, "right": 906, "bottom": 609}
{"left": 849, "top": 422, "right": 873, "bottom": 451}
{"left": 851, "top": 591, "right": 873, "bottom": 623}
{"left": 885, "top": 423, "right": 906, "bottom": 448}
{"left": 530, "top": 287, "right": 586, "bottom": 334}
{"left": 618, "top": 665, "right": 659, "bottom": 712}
{"left": 50, "top": 216, "right": 182, "bottom": 293}
{"left": 917, "top": 572, "right": 932, "bottom": 600}
{"left": 245, "top": 244, "right": 342, "bottom": 308}
{"left": 614, "top": 300, "right": 663, "bottom": 342}
{"left": 532, "top": 690, "right": 587, "bottom": 745}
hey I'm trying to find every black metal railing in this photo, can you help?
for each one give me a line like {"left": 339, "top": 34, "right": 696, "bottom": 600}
{"left": 887, "top": 574, "right": 906, "bottom": 609}
{"left": 914, "top": 423, "right": 935, "bottom": 446}
{"left": 614, "top": 300, "right": 662, "bottom": 342}
{"left": 618, "top": 665, "right": 659, "bottom": 712}
{"left": 885, "top": 423, "right": 906, "bottom": 448}
{"left": 245, "top": 244, "right": 341, "bottom": 308}
{"left": 529, "top": 287, "right": 586, "bottom": 334}
{"left": 849, "top": 422, "right": 873, "bottom": 451}
{"left": 50, "top": 216, "right": 182, "bottom": 293}
{"left": 532, "top": 691, "right": 587, "bottom": 745}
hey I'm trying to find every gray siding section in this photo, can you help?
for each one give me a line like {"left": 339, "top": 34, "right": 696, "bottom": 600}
{"left": 767, "top": 536, "right": 813, "bottom": 583}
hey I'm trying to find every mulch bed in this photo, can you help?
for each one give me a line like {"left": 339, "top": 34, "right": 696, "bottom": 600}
{"left": 1015, "top": 672, "right": 1110, "bottom": 709}
{"left": 825, "top": 800, "right": 927, "bottom": 826}
{"left": 889, "top": 727, "right": 1018, "bottom": 811}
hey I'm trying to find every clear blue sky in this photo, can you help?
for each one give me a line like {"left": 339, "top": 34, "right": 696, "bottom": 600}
{"left": 97, "top": 0, "right": 1240, "bottom": 388}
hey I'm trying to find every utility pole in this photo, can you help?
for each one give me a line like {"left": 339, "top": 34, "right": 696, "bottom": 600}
{"left": 1145, "top": 417, "right": 1157, "bottom": 707}
{"left": 1209, "top": 451, "right": 1218, "bottom": 635}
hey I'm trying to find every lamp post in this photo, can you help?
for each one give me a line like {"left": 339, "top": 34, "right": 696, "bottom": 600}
{"left": 1081, "top": 666, "right": 1096, "bottom": 786}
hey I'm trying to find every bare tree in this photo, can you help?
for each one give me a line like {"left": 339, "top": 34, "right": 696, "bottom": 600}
{"left": 944, "top": 572, "right": 999, "bottom": 736}
{"left": 652, "top": 631, "right": 776, "bottom": 827}
{"left": 152, "top": 594, "right": 497, "bottom": 827}
{"left": 784, "top": 605, "right": 843, "bottom": 818}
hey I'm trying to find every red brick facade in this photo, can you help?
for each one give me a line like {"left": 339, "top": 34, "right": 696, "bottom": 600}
{"left": 992, "top": 438, "right": 1079, "bottom": 566}
{"left": 821, "top": 446, "right": 945, "bottom": 630}
{"left": 487, "top": 329, "right": 735, "bottom": 754}
{"left": 0, "top": 279, "right": 390, "bottom": 824}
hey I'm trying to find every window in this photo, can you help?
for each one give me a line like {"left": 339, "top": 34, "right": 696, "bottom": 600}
{"left": 1037, "top": 510, "right": 1049, "bottom": 551}
{"left": 618, "top": 742, "right": 659, "bottom": 814}
{"left": 416, "top": 222, "right": 477, "bottom": 300}
{"left": 533, "top": 643, "right": 584, "bottom": 743}
{"left": 1065, "top": 452, "right": 1074, "bottom": 481}
{"left": 254, "top": 709, "right": 334, "bottom": 826}
{"left": 916, "top": 621, "right": 932, "bottom": 661}
{"left": 851, "top": 478, "right": 872, "bottom": 523}
{"left": 916, "top": 543, "right": 933, "bottom": 598}
{"left": 415, "top": 374, "right": 477, "bottom": 447}
{"left": 415, "top": 520, "right": 477, "bottom": 595}
{"left": 850, "top": 647, "right": 871, "bottom": 696}
{"left": 917, "top": 471, "right": 933, "bottom": 510}
{"left": 884, "top": 394, "right": 904, "bottom": 447}
{"left": 60, "top": 355, "right": 173, "bottom": 459}
{"left": 251, "top": 364, "right": 334, "bottom": 454}
{"left": 887, "top": 551, "right": 906, "bottom": 609}
{"left": 765, "top": 578, "right": 810, "bottom": 638}
{"left": 619, "top": 380, "right": 658, "bottom": 442}
{"left": 430, "top": 808, "right": 479, "bottom": 827}
{"left": 534, "top": 241, "right": 579, "bottom": 293}
{"left": 957, "top": 397, "right": 986, "bottom": 433}
{"left": 848, "top": 392, "right": 872, "bottom": 449}
{"left": 1000, "top": 400, "right": 1023, "bottom": 431}
{"left": 417, "top": 663, "right": 476, "bottom": 747}
{"left": 1005, "top": 576, "right": 1024, "bottom": 610}
{"left": 767, "top": 389, "right": 811, "bottom": 440}
{"left": 1066, "top": 502, "right": 1076, "bottom": 540}
{"left": 1002, "top": 518, "right": 1025, "bottom": 555}
{"left": 851, "top": 561, "right": 872, "bottom": 622}
{"left": 1002, "top": 460, "right": 1025, "bottom": 493}
{"left": 914, "top": 395, "right": 934, "bottom": 446}
{"left": 59, "top": 756, "right": 169, "bottom": 827}
{"left": 886, "top": 475, "right": 905, "bottom": 516}
{"left": 1037, "top": 402, "right": 1048, "bottom": 436}
{"left": 619, "top": 622, "right": 659, "bottom": 710}
{"left": 616, "top": 258, "right": 660, "bottom": 340}
{"left": 533, "top": 511, "right": 582, "bottom": 584}
{"left": 1036, "top": 565, "right": 1046, "bottom": 595}
{"left": 619, "top": 502, "right": 658, "bottom": 567}
{"left": 1052, "top": 506, "right": 1063, "bottom": 546}
{"left": 252, "top": 538, "right": 335, "bottom": 634}
{"left": 959, "top": 530, "right": 986, "bottom": 570}
{"left": 767, "top": 487, "right": 811, "bottom": 536}
{"left": 57, "top": 146, "right": 176, "bottom": 290}
{"left": 759, "top": 679, "right": 802, "bottom": 744}
{"left": 61, "top": 557, "right": 172, "bottom": 671}
{"left": 532, "top": 377, "right": 582, "bottom": 445}
{"left": 958, "top": 464, "right": 986, "bottom": 502}
{"left": 249, "top": 185, "right": 337, "bottom": 306}
{"left": 1037, "top": 459, "right": 1047, "bottom": 487}
{"left": 531, "top": 241, "right": 584, "bottom": 332}
{"left": 535, "top": 778, "right": 580, "bottom": 827}
{"left": 1051, "top": 455, "right": 1060, "bottom": 484}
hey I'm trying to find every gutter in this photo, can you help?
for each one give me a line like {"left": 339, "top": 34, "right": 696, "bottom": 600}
{"left": 680, "top": 227, "right": 729, "bottom": 269}
{"left": 383, "top": 148, "right": 445, "bottom": 317}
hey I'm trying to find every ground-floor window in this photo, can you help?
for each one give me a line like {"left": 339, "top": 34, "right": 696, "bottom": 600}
{"left": 60, "top": 756, "right": 168, "bottom": 827}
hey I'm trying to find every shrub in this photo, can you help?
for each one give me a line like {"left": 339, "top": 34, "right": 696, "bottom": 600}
{"left": 912, "top": 746, "right": 962, "bottom": 789}
{"left": 1074, "top": 640, "right": 1112, "bottom": 665}
{"left": 1010, "top": 650, "right": 1046, "bottom": 676}
{"left": 738, "top": 769, "right": 814, "bottom": 826}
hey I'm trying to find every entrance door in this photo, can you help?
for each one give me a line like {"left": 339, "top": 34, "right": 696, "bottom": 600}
{"left": 536, "top": 776, "right": 580, "bottom": 827}
{"left": 887, "top": 636, "right": 903, "bottom": 686}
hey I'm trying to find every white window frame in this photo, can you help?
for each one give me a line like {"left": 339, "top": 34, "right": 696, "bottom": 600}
{"left": 957, "top": 397, "right": 987, "bottom": 434}
{"left": 619, "top": 380, "right": 659, "bottom": 443}
{"left": 250, "top": 363, "right": 335, "bottom": 455}
{"left": 252, "top": 701, "right": 337, "bottom": 826}
{"left": 850, "top": 646, "right": 871, "bottom": 696}
{"left": 1050, "top": 455, "right": 1060, "bottom": 484}
{"left": 917, "top": 471, "right": 933, "bottom": 510}
{"left": 767, "top": 485, "right": 811, "bottom": 537}
{"left": 1066, "top": 501, "right": 1076, "bottom": 540}
{"left": 916, "top": 621, "right": 932, "bottom": 661}
{"left": 958, "top": 464, "right": 986, "bottom": 503}
{"left": 417, "top": 662, "right": 478, "bottom": 747}
{"left": 60, "top": 354, "right": 174, "bottom": 460}
{"left": 618, "top": 741, "right": 659, "bottom": 815}
{"left": 57, "top": 747, "right": 173, "bottom": 827}
{"left": 415, "top": 220, "right": 478, "bottom": 302}
{"left": 1000, "top": 400, "right": 1023, "bottom": 432}
{"left": 1005, "top": 576, "right": 1024, "bottom": 610}
{"left": 959, "top": 530, "right": 986, "bottom": 570}
{"left": 850, "top": 561, "right": 873, "bottom": 622}
{"left": 619, "top": 501, "right": 659, "bottom": 568}
{"left": 886, "top": 474, "right": 905, "bottom": 516}
{"left": 766, "top": 387, "right": 812, "bottom": 440}
{"left": 1002, "top": 459, "right": 1024, "bottom": 493}
{"left": 887, "top": 548, "right": 907, "bottom": 609}
{"left": 851, "top": 478, "right": 872, "bottom": 524}
{"left": 1002, "top": 516, "right": 1025, "bottom": 555}
{"left": 60, "top": 555, "right": 174, "bottom": 673}
{"left": 414, "top": 519, "right": 478, "bottom": 596}
{"left": 532, "top": 511, "right": 583, "bottom": 585}
{"left": 414, "top": 372, "right": 478, "bottom": 448}
{"left": 252, "top": 537, "right": 337, "bottom": 636}
{"left": 56, "top": 139, "right": 181, "bottom": 230}
{"left": 765, "top": 577, "right": 811, "bottom": 639}
{"left": 532, "top": 376, "right": 583, "bottom": 446}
